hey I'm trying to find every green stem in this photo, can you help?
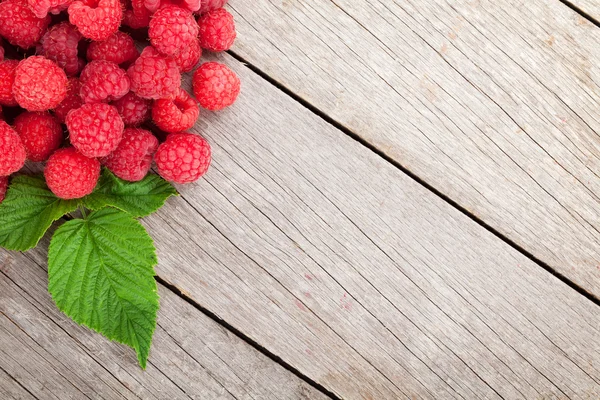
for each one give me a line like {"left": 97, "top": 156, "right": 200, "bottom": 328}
{"left": 80, "top": 207, "right": 88, "bottom": 219}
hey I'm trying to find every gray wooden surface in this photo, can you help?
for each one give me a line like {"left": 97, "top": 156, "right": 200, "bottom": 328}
{"left": 135, "top": 54, "right": 600, "bottom": 399}
{"left": 228, "top": 0, "right": 600, "bottom": 297}
{"left": 2, "top": 1, "right": 600, "bottom": 399}
{"left": 571, "top": 0, "right": 600, "bottom": 19}
{"left": 0, "top": 244, "right": 328, "bottom": 400}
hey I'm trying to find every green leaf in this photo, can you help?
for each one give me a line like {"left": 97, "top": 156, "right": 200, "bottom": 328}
{"left": 83, "top": 169, "right": 177, "bottom": 218}
{"left": 48, "top": 208, "right": 159, "bottom": 368}
{"left": 0, "top": 175, "right": 79, "bottom": 251}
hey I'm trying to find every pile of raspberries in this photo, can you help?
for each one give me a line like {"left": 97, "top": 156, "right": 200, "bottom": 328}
{"left": 0, "top": 0, "right": 240, "bottom": 201}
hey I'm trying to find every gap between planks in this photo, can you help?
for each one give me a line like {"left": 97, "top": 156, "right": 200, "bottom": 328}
{"left": 225, "top": 48, "right": 600, "bottom": 309}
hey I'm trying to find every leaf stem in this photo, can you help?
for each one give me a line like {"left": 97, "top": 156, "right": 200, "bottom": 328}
{"left": 80, "top": 207, "right": 88, "bottom": 219}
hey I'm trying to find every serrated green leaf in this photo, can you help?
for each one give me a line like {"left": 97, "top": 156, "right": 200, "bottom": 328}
{"left": 48, "top": 208, "right": 159, "bottom": 368}
{"left": 0, "top": 175, "right": 79, "bottom": 251}
{"left": 83, "top": 169, "right": 177, "bottom": 217}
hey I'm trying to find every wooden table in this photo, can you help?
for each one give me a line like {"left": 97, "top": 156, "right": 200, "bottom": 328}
{"left": 2, "top": 0, "right": 600, "bottom": 398}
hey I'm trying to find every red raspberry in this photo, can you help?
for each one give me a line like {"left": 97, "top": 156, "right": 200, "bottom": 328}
{"left": 101, "top": 128, "right": 158, "bottom": 181}
{"left": 112, "top": 91, "right": 151, "bottom": 126}
{"left": 155, "top": 132, "right": 211, "bottom": 183}
{"left": 149, "top": 5, "right": 198, "bottom": 57}
{"left": 13, "top": 56, "right": 68, "bottom": 111}
{"left": 192, "top": 62, "right": 240, "bottom": 111}
{"left": 152, "top": 88, "right": 199, "bottom": 133}
{"left": 80, "top": 60, "right": 130, "bottom": 103}
{"left": 0, "top": 106, "right": 3, "bottom": 120}
{"left": 145, "top": 0, "right": 199, "bottom": 13}
{"left": 0, "top": 121, "right": 26, "bottom": 176}
{"left": 198, "top": 0, "right": 226, "bottom": 14}
{"left": 66, "top": 103, "right": 124, "bottom": 158}
{"left": 27, "top": 0, "right": 73, "bottom": 18}
{"left": 0, "top": 39, "right": 4, "bottom": 62}
{"left": 14, "top": 112, "right": 63, "bottom": 162}
{"left": 45, "top": 147, "right": 100, "bottom": 199}
{"left": 123, "top": 0, "right": 151, "bottom": 28}
{"left": 198, "top": 8, "right": 236, "bottom": 52}
{"left": 0, "top": 176, "right": 8, "bottom": 203}
{"left": 53, "top": 77, "right": 84, "bottom": 123}
{"left": 68, "top": 0, "right": 122, "bottom": 41}
{"left": 86, "top": 31, "right": 139, "bottom": 65}
{"left": 0, "top": 0, "right": 50, "bottom": 49}
{"left": 127, "top": 47, "right": 181, "bottom": 100}
{"left": 173, "top": 39, "right": 201, "bottom": 73}
{"left": 0, "top": 60, "right": 19, "bottom": 107}
{"left": 39, "top": 22, "right": 82, "bottom": 76}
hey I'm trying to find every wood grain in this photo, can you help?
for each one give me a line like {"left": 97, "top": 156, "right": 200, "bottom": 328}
{"left": 568, "top": 0, "right": 600, "bottom": 20}
{"left": 128, "top": 53, "right": 600, "bottom": 399}
{"left": 0, "top": 245, "right": 329, "bottom": 400}
{"left": 226, "top": 0, "right": 600, "bottom": 296}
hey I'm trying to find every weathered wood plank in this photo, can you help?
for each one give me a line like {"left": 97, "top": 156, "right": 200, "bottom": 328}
{"left": 124, "top": 53, "right": 600, "bottom": 399}
{"left": 227, "top": 0, "right": 600, "bottom": 296}
{"left": 568, "top": 0, "right": 600, "bottom": 20}
{"left": 0, "top": 246, "right": 329, "bottom": 400}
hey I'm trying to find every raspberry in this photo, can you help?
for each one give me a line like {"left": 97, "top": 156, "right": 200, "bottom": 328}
{"left": 0, "top": 121, "right": 26, "bottom": 176}
{"left": 86, "top": 32, "right": 139, "bottom": 65}
{"left": 101, "top": 128, "right": 158, "bottom": 181}
{"left": 173, "top": 39, "right": 201, "bottom": 73}
{"left": 0, "top": 60, "right": 19, "bottom": 107}
{"left": 0, "top": 176, "right": 7, "bottom": 203}
{"left": 112, "top": 91, "right": 151, "bottom": 126}
{"left": 0, "top": 39, "right": 4, "bottom": 62}
{"left": 152, "top": 88, "right": 199, "bottom": 133}
{"left": 127, "top": 47, "right": 181, "bottom": 100}
{"left": 198, "top": 0, "right": 226, "bottom": 14}
{"left": 66, "top": 103, "right": 124, "bottom": 158}
{"left": 27, "top": 0, "right": 73, "bottom": 18}
{"left": 39, "top": 22, "right": 81, "bottom": 76}
{"left": 13, "top": 56, "right": 68, "bottom": 111}
{"left": 192, "top": 62, "right": 240, "bottom": 111}
{"left": 145, "top": 0, "right": 199, "bottom": 13}
{"left": 53, "top": 77, "right": 84, "bottom": 122}
{"left": 123, "top": 0, "right": 151, "bottom": 29}
{"left": 0, "top": 0, "right": 50, "bottom": 49}
{"left": 155, "top": 132, "right": 211, "bottom": 183}
{"left": 80, "top": 60, "right": 130, "bottom": 103}
{"left": 0, "top": 106, "right": 3, "bottom": 120}
{"left": 14, "top": 112, "right": 63, "bottom": 162}
{"left": 68, "top": 0, "right": 122, "bottom": 41}
{"left": 44, "top": 147, "right": 100, "bottom": 199}
{"left": 149, "top": 5, "right": 198, "bottom": 57}
{"left": 198, "top": 8, "right": 236, "bottom": 52}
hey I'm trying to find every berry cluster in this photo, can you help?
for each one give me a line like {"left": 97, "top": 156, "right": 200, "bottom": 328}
{"left": 0, "top": 0, "right": 241, "bottom": 202}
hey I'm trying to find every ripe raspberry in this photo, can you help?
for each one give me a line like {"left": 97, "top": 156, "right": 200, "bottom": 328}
{"left": 152, "top": 88, "right": 199, "bottom": 133}
{"left": 45, "top": 147, "right": 100, "bottom": 199}
{"left": 66, "top": 103, "right": 124, "bottom": 158}
{"left": 0, "top": 121, "right": 26, "bottom": 176}
{"left": 145, "top": 0, "right": 199, "bottom": 13}
{"left": 0, "top": 106, "right": 3, "bottom": 120}
{"left": 192, "top": 62, "right": 240, "bottom": 111}
{"left": 27, "top": 0, "right": 73, "bottom": 18}
{"left": 198, "top": 8, "right": 236, "bottom": 52}
{"left": 149, "top": 5, "right": 198, "bottom": 57}
{"left": 198, "top": 0, "right": 226, "bottom": 14}
{"left": 0, "top": 39, "right": 4, "bottom": 62}
{"left": 127, "top": 47, "right": 181, "bottom": 100}
{"left": 0, "top": 60, "right": 19, "bottom": 107}
{"left": 173, "top": 39, "right": 201, "bottom": 73}
{"left": 123, "top": 0, "right": 151, "bottom": 28}
{"left": 155, "top": 132, "right": 211, "bottom": 183}
{"left": 112, "top": 91, "right": 151, "bottom": 126}
{"left": 39, "top": 22, "right": 82, "bottom": 76}
{"left": 101, "top": 128, "right": 158, "bottom": 181}
{"left": 53, "top": 77, "right": 83, "bottom": 122}
{"left": 0, "top": 0, "right": 50, "bottom": 49}
{"left": 80, "top": 60, "right": 130, "bottom": 103}
{"left": 14, "top": 112, "right": 63, "bottom": 162}
{"left": 0, "top": 176, "right": 8, "bottom": 203}
{"left": 68, "top": 0, "right": 122, "bottom": 41}
{"left": 86, "top": 31, "right": 139, "bottom": 65}
{"left": 13, "top": 56, "right": 68, "bottom": 111}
